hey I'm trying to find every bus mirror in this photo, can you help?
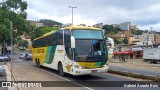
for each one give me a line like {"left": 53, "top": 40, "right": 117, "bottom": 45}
{"left": 71, "top": 36, "right": 75, "bottom": 48}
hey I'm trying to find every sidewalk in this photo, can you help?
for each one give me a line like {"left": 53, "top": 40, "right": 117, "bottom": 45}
{"left": 110, "top": 59, "right": 160, "bottom": 67}
{"left": 109, "top": 59, "right": 160, "bottom": 77}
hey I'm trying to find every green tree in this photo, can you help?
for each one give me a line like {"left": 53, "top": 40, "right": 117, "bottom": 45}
{"left": 29, "top": 26, "right": 60, "bottom": 41}
{"left": 134, "top": 30, "right": 143, "bottom": 35}
{"left": 103, "top": 25, "right": 120, "bottom": 35}
{"left": 0, "top": 0, "right": 28, "bottom": 47}
{"left": 121, "top": 38, "right": 128, "bottom": 44}
{"left": 18, "top": 39, "right": 28, "bottom": 48}
{"left": 39, "top": 19, "right": 63, "bottom": 27}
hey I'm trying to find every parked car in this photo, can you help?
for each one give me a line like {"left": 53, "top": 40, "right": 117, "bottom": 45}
{"left": 19, "top": 53, "right": 26, "bottom": 59}
{"left": 0, "top": 54, "right": 9, "bottom": 62}
{"left": 6, "top": 54, "right": 11, "bottom": 61}
{"left": 0, "top": 66, "right": 6, "bottom": 76}
{"left": 25, "top": 54, "right": 32, "bottom": 60}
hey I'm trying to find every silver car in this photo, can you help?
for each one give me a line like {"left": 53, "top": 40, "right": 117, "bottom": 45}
{"left": 0, "top": 54, "right": 9, "bottom": 62}
{"left": 20, "top": 53, "right": 26, "bottom": 59}
{"left": 0, "top": 66, "right": 6, "bottom": 76}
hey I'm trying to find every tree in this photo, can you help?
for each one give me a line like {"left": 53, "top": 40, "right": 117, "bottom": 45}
{"left": 103, "top": 25, "right": 120, "bottom": 35}
{"left": 121, "top": 38, "right": 128, "bottom": 44}
{"left": 39, "top": 19, "right": 63, "bottom": 27}
{"left": 0, "top": 0, "right": 28, "bottom": 47}
{"left": 134, "top": 30, "right": 143, "bottom": 35}
{"left": 18, "top": 39, "right": 28, "bottom": 48}
{"left": 103, "top": 25, "right": 122, "bottom": 44}
{"left": 29, "top": 26, "right": 60, "bottom": 41}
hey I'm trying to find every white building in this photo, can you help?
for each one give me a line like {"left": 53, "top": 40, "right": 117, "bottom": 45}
{"left": 118, "top": 22, "right": 131, "bottom": 31}
{"left": 133, "top": 33, "right": 155, "bottom": 46}
{"left": 36, "top": 23, "right": 44, "bottom": 27}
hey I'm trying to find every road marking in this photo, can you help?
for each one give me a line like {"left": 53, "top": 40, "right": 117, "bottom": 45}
{"left": 41, "top": 69, "right": 93, "bottom": 90}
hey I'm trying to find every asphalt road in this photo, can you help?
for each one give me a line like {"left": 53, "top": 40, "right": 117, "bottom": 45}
{"left": 6, "top": 53, "right": 160, "bottom": 90}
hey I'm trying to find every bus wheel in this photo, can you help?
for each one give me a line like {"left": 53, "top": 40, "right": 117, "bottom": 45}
{"left": 58, "top": 62, "right": 65, "bottom": 76}
{"left": 36, "top": 59, "right": 41, "bottom": 68}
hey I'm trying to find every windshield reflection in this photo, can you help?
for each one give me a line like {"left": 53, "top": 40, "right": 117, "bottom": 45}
{"left": 75, "top": 39, "right": 107, "bottom": 62}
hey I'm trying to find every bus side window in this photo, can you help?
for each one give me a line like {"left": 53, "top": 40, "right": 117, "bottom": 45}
{"left": 64, "top": 30, "right": 72, "bottom": 60}
{"left": 68, "top": 48, "right": 72, "bottom": 55}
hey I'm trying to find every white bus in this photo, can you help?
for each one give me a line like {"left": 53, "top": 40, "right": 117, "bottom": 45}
{"left": 32, "top": 26, "right": 109, "bottom": 76}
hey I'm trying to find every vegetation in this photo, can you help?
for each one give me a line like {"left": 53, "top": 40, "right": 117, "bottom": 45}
{"left": 29, "top": 26, "right": 60, "bottom": 41}
{"left": 121, "top": 38, "right": 128, "bottom": 44}
{"left": 18, "top": 39, "right": 28, "bottom": 48}
{"left": 133, "top": 30, "right": 143, "bottom": 35}
{"left": 0, "top": 0, "right": 28, "bottom": 47}
{"left": 39, "top": 19, "right": 63, "bottom": 27}
{"left": 103, "top": 25, "right": 122, "bottom": 44}
{"left": 103, "top": 25, "right": 121, "bottom": 35}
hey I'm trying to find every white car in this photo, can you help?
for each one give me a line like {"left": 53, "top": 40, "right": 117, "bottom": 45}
{"left": 0, "top": 54, "right": 9, "bottom": 62}
{"left": 20, "top": 53, "right": 26, "bottom": 59}
{"left": 25, "top": 54, "right": 32, "bottom": 60}
{"left": 0, "top": 66, "right": 6, "bottom": 76}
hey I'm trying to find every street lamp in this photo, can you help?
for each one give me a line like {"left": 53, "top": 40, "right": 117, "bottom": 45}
{"left": 150, "top": 27, "right": 154, "bottom": 48}
{"left": 68, "top": 6, "right": 77, "bottom": 26}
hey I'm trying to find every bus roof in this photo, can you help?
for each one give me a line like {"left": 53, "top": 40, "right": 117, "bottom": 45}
{"left": 33, "top": 26, "right": 102, "bottom": 41}
{"left": 65, "top": 26, "right": 102, "bottom": 30}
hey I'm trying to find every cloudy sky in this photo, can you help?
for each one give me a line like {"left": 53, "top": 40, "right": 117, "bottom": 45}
{"left": 3, "top": 0, "right": 160, "bottom": 30}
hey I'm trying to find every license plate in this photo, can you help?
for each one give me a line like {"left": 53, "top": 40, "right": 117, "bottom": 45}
{"left": 91, "top": 70, "right": 97, "bottom": 73}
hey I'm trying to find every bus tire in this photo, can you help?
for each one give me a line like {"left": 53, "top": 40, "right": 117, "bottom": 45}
{"left": 36, "top": 59, "right": 41, "bottom": 68}
{"left": 35, "top": 59, "right": 37, "bottom": 66}
{"left": 58, "top": 62, "right": 65, "bottom": 76}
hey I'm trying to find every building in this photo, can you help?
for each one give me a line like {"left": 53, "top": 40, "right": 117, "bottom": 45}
{"left": 118, "top": 22, "right": 131, "bottom": 31}
{"left": 129, "top": 32, "right": 155, "bottom": 46}
{"left": 111, "top": 24, "right": 119, "bottom": 28}
{"left": 120, "top": 31, "right": 128, "bottom": 41}
{"left": 36, "top": 23, "right": 44, "bottom": 27}
{"left": 118, "top": 22, "right": 132, "bottom": 42}
{"left": 154, "top": 32, "right": 160, "bottom": 45}
{"left": 78, "top": 24, "right": 86, "bottom": 26}
{"left": 92, "top": 23, "right": 103, "bottom": 29}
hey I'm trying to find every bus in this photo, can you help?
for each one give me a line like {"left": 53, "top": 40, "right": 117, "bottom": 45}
{"left": 32, "top": 26, "right": 108, "bottom": 76}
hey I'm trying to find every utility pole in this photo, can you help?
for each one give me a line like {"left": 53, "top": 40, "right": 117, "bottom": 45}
{"left": 10, "top": 21, "right": 13, "bottom": 81}
{"left": 150, "top": 27, "right": 154, "bottom": 48}
{"left": 68, "top": 6, "right": 77, "bottom": 26}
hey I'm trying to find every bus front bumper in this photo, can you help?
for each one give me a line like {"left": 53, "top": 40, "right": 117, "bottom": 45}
{"left": 73, "top": 66, "right": 108, "bottom": 75}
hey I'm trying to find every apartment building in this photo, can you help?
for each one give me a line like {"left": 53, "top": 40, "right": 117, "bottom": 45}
{"left": 36, "top": 22, "right": 44, "bottom": 27}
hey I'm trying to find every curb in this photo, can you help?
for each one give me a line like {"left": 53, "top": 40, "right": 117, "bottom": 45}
{"left": 6, "top": 63, "right": 22, "bottom": 90}
{"left": 109, "top": 61, "right": 160, "bottom": 68}
{"left": 108, "top": 69, "right": 160, "bottom": 82}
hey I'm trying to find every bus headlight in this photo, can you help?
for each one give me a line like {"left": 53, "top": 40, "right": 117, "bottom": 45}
{"left": 75, "top": 65, "right": 83, "bottom": 69}
{"left": 103, "top": 64, "right": 108, "bottom": 67}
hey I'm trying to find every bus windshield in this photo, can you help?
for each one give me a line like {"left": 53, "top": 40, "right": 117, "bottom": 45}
{"left": 74, "top": 39, "right": 107, "bottom": 62}
{"left": 72, "top": 30, "right": 103, "bottom": 39}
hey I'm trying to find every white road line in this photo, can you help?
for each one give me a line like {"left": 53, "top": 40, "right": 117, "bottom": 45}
{"left": 41, "top": 69, "right": 94, "bottom": 90}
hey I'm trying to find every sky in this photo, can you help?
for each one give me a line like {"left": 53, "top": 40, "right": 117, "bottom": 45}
{"left": 2, "top": 0, "right": 160, "bottom": 31}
